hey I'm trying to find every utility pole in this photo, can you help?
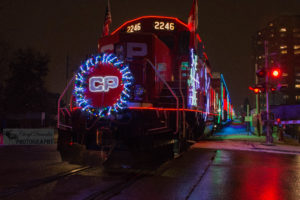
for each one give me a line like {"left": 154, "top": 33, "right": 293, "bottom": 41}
{"left": 264, "top": 41, "right": 273, "bottom": 144}
{"left": 255, "top": 63, "right": 259, "bottom": 114}
{"left": 254, "top": 63, "right": 261, "bottom": 136}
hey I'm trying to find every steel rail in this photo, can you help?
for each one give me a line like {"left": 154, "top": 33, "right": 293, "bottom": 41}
{"left": 83, "top": 170, "right": 146, "bottom": 200}
{"left": 0, "top": 166, "right": 92, "bottom": 199}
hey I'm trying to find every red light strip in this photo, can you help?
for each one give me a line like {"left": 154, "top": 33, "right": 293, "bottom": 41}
{"left": 203, "top": 52, "right": 208, "bottom": 60}
{"left": 128, "top": 106, "right": 218, "bottom": 116}
{"left": 72, "top": 106, "right": 218, "bottom": 116}
{"left": 196, "top": 34, "right": 202, "bottom": 43}
{"left": 111, "top": 16, "right": 189, "bottom": 35}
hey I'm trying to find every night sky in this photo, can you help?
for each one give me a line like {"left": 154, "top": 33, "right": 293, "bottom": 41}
{"left": 1, "top": 0, "right": 300, "bottom": 109}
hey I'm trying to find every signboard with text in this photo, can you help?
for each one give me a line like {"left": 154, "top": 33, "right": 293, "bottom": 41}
{"left": 3, "top": 129, "right": 54, "bottom": 145}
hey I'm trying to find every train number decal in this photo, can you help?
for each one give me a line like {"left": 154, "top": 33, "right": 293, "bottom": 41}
{"left": 126, "top": 22, "right": 141, "bottom": 33}
{"left": 154, "top": 21, "right": 175, "bottom": 31}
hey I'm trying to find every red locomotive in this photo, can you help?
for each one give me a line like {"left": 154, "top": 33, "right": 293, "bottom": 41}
{"left": 57, "top": 15, "right": 231, "bottom": 167}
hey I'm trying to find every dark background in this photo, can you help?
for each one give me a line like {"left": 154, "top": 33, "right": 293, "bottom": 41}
{"left": 1, "top": 0, "right": 300, "bottom": 110}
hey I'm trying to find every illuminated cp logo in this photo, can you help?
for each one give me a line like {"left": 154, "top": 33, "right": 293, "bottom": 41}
{"left": 89, "top": 76, "right": 119, "bottom": 92}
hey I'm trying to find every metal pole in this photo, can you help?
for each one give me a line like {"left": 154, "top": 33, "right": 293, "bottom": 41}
{"left": 255, "top": 63, "right": 259, "bottom": 115}
{"left": 65, "top": 55, "right": 69, "bottom": 103}
{"left": 264, "top": 41, "right": 272, "bottom": 144}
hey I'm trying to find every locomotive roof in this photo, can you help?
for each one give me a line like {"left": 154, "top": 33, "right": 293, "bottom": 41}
{"left": 111, "top": 15, "right": 190, "bottom": 35}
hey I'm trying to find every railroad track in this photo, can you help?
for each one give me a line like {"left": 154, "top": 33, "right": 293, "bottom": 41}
{"left": 0, "top": 152, "right": 217, "bottom": 200}
{"left": 0, "top": 166, "right": 92, "bottom": 199}
{"left": 83, "top": 169, "right": 146, "bottom": 200}
{"left": 82, "top": 151, "right": 215, "bottom": 200}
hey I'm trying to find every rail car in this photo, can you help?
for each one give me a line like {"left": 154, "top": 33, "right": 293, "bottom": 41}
{"left": 57, "top": 15, "right": 233, "bottom": 167}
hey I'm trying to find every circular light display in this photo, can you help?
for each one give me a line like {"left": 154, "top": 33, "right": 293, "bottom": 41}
{"left": 74, "top": 53, "right": 134, "bottom": 117}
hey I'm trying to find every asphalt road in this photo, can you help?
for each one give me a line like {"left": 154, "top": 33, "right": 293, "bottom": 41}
{"left": 0, "top": 143, "right": 300, "bottom": 200}
{"left": 187, "top": 149, "right": 300, "bottom": 200}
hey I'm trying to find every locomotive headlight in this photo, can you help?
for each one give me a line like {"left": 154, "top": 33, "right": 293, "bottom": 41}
{"left": 134, "top": 85, "right": 145, "bottom": 101}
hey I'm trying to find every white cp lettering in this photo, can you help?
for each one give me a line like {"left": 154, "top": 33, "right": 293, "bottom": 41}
{"left": 89, "top": 76, "right": 119, "bottom": 92}
{"left": 127, "top": 42, "right": 147, "bottom": 58}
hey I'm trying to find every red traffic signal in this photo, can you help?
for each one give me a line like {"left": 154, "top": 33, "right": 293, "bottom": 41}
{"left": 253, "top": 88, "right": 260, "bottom": 93}
{"left": 276, "top": 118, "right": 281, "bottom": 123}
{"left": 271, "top": 68, "right": 281, "bottom": 78}
{"left": 256, "top": 68, "right": 266, "bottom": 78}
{"left": 249, "top": 86, "right": 261, "bottom": 93}
{"left": 271, "top": 87, "right": 276, "bottom": 92}
{"left": 249, "top": 84, "right": 266, "bottom": 93}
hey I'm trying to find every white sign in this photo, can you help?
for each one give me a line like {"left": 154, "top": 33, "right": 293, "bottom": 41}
{"left": 100, "top": 44, "right": 114, "bottom": 53}
{"left": 244, "top": 116, "right": 252, "bottom": 122}
{"left": 89, "top": 76, "right": 119, "bottom": 92}
{"left": 3, "top": 129, "right": 54, "bottom": 145}
{"left": 127, "top": 42, "right": 147, "bottom": 58}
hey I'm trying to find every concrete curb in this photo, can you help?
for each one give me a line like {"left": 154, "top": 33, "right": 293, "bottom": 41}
{"left": 251, "top": 146, "right": 300, "bottom": 154}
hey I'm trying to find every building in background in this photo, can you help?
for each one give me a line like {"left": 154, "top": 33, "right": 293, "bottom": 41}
{"left": 253, "top": 15, "right": 300, "bottom": 108}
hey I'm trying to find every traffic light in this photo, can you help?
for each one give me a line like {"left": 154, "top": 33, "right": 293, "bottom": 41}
{"left": 256, "top": 68, "right": 266, "bottom": 78}
{"left": 253, "top": 88, "right": 260, "bottom": 93}
{"left": 276, "top": 118, "right": 281, "bottom": 123}
{"left": 249, "top": 86, "right": 258, "bottom": 93}
{"left": 270, "top": 68, "right": 281, "bottom": 78}
{"left": 249, "top": 85, "right": 265, "bottom": 93}
{"left": 252, "top": 67, "right": 282, "bottom": 94}
{"left": 270, "top": 87, "right": 276, "bottom": 92}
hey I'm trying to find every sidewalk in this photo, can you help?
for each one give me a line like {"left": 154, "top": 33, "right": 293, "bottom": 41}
{"left": 194, "top": 134, "right": 300, "bottom": 155}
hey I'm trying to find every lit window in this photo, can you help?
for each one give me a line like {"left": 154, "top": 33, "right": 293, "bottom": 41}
{"left": 270, "top": 34, "right": 274, "bottom": 37}
{"left": 280, "top": 45, "right": 287, "bottom": 49}
{"left": 280, "top": 33, "right": 286, "bottom": 37}
{"left": 296, "top": 96, "right": 300, "bottom": 101}
{"left": 282, "top": 73, "right": 288, "bottom": 77}
{"left": 296, "top": 73, "right": 300, "bottom": 77}
{"left": 280, "top": 27, "right": 287, "bottom": 32}
{"left": 294, "top": 45, "right": 300, "bottom": 50}
{"left": 281, "top": 50, "right": 287, "bottom": 54}
{"left": 294, "top": 33, "right": 300, "bottom": 38}
{"left": 269, "top": 23, "right": 273, "bottom": 27}
{"left": 293, "top": 28, "right": 300, "bottom": 33}
{"left": 295, "top": 50, "right": 300, "bottom": 55}
{"left": 296, "top": 79, "right": 300, "bottom": 83}
{"left": 295, "top": 84, "right": 300, "bottom": 88}
{"left": 258, "top": 32, "right": 262, "bottom": 35}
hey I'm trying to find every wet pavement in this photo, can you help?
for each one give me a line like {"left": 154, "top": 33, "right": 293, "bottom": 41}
{"left": 188, "top": 150, "right": 300, "bottom": 200}
{"left": 0, "top": 145, "right": 81, "bottom": 189}
{"left": 109, "top": 149, "right": 216, "bottom": 200}
{"left": 1, "top": 124, "right": 300, "bottom": 200}
{"left": 106, "top": 148, "right": 300, "bottom": 200}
